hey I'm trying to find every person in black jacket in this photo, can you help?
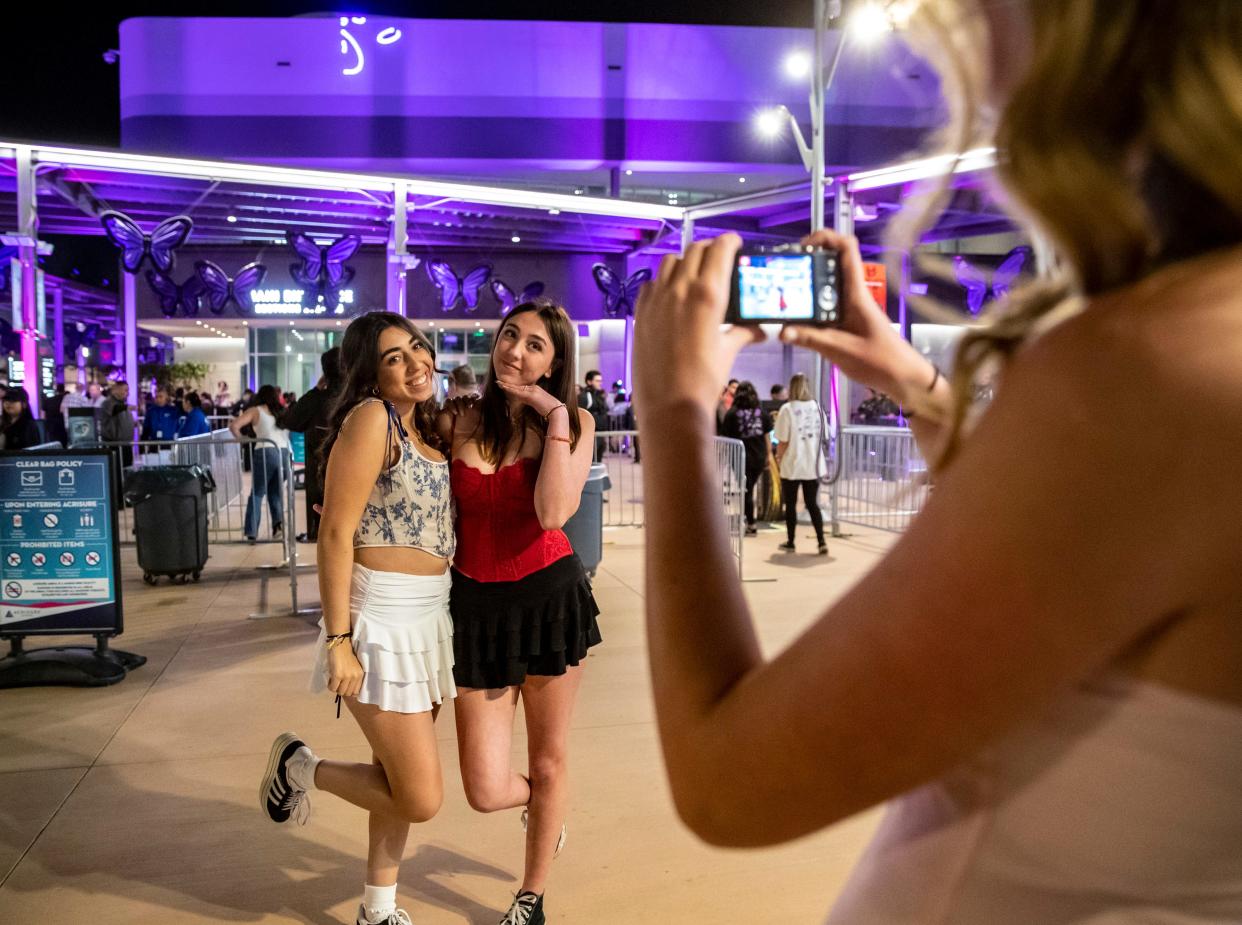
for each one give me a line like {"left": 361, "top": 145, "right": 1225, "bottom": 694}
{"left": 577, "top": 369, "right": 609, "bottom": 461}
{"left": 1, "top": 386, "right": 42, "bottom": 450}
{"left": 282, "top": 347, "right": 341, "bottom": 542}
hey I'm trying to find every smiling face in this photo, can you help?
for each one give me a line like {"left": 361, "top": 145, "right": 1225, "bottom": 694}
{"left": 492, "top": 311, "right": 556, "bottom": 387}
{"left": 375, "top": 323, "right": 436, "bottom": 406}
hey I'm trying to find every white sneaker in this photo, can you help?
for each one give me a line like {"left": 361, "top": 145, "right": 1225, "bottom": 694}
{"left": 520, "top": 808, "right": 567, "bottom": 858}
{"left": 357, "top": 905, "right": 413, "bottom": 925}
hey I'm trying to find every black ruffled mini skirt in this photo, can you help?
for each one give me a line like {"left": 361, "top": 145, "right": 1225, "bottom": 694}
{"left": 450, "top": 553, "right": 602, "bottom": 690}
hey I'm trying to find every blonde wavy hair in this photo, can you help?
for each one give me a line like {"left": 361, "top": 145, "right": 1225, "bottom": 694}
{"left": 892, "top": 0, "right": 1242, "bottom": 468}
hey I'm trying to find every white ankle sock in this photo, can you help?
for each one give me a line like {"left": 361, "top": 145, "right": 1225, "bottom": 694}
{"left": 288, "top": 746, "right": 321, "bottom": 792}
{"left": 362, "top": 883, "right": 397, "bottom": 922}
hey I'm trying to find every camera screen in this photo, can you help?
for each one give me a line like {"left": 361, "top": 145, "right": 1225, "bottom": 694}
{"left": 736, "top": 254, "right": 814, "bottom": 321}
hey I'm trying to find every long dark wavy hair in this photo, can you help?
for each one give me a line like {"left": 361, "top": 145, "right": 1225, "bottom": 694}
{"left": 318, "top": 312, "right": 439, "bottom": 483}
{"left": 731, "top": 381, "right": 760, "bottom": 412}
{"left": 254, "top": 384, "right": 283, "bottom": 417}
{"left": 474, "top": 300, "right": 582, "bottom": 465}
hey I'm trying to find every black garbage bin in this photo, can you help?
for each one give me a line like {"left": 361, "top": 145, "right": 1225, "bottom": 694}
{"left": 563, "top": 463, "right": 611, "bottom": 578}
{"left": 124, "top": 465, "right": 215, "bottom": 585}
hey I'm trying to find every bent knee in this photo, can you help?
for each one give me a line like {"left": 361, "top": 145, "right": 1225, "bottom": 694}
{"left": 462, "top": 776, "right": 512, "bottom": 814}
{"left": 393, "top": 787, "right": 442, "bottom": 824}
{"left": 528, "top": 754, "right": 567, "bottom": 788}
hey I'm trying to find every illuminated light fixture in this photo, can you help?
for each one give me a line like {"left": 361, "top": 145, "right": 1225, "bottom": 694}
{"left": 847, "top": 147, "right": 998, "bottom": 192}
{"left": 82, "top": 348, "right": 89, "bottom": 358}
{"left": 335, "top": 320, "right": 343, "bottom": 326}
{"left": 285, "top": 345, "right": 292, "bottom": 352}
{"left": 195, "top": 320, "right": 202, "bottom": 325}
{"left": 548, "top": 208, "right": 560, "bottom": 215}
{"left": 288, "top": 320, "right": 295, "bottom": 326}
{"left": 226, "top": 215, "right": 237, "bottom": 223}
{"left": 625, "top": 169, "right": 633, "bottom": 176}
{"left": 755, "top": 108, "right": 786, "bottom": 139}
{"left": 783, "top": 50, "right": 812, "bottom": 80}
{"left": 242, "top": 320, "right": 249, "bottom": 326}
{"left": 738, "top": 177, "right": 747, "bottom": 183}
{"left": 850, "top": 2, "right": 896, "bottom": 43}
{"left": 511, "top": 235, "right": 521, "bottom": 243}
{"left": 18, "top": 143, "right": 681, "bottom": 222}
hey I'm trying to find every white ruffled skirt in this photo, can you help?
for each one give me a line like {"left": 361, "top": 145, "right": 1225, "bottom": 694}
{"left": 310, "top": 564, "right": 457, "bottom": 714}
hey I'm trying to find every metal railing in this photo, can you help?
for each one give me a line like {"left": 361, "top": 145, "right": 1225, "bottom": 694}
{"left": 714, "top": 436, "right": 746, "bottom": 579}
{"left": 595, "top": 430, "right": 644, "bottom": 528}
{"left": 828, "top": 425, "right": 930, "bottom": 535}
{"left": 595, "top": 430, "right": 745, "bottom": 578}
{"left": 88, "top": 436, "right": 306, "bottom": 618}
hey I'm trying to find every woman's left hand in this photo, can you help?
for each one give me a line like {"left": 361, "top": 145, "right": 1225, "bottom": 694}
{"left": 633, "top": 234, "right": 762, "bottom": 424}
{"left": 496, "top": 379, "right": 564, "bottom": 418}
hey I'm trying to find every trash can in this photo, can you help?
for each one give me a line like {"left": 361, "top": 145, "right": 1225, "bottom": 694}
{"left": 124, "top": 465, "right": 215, "bottom": 585}
{"left": 563, "top": 463, "right": 611, "bottom": 578}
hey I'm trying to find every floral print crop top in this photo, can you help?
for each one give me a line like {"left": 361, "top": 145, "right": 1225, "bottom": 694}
{"left": 349, "top": 400, "right": 455, "bottom": 559}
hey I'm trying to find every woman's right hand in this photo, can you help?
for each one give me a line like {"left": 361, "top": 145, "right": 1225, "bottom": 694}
{"left": 779, "top": 229, "right": 937, "bottom": 408}
{"left": 327, "top": 644, "right": 365, "bottom": 699}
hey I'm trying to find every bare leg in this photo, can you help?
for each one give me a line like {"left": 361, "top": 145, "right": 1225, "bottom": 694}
{"left": 455, "top": 686, "right": 530, "bottom": 813}
{"left": 519, "top": 667, "right": 584, "bottom": 895}
{"left": 314, "top": 698, "right": 444, "bottom": 824}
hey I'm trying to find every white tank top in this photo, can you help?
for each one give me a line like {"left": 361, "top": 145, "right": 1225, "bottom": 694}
{"left": 826, "top": 674, "right": 1242, "bottom": 924}
{"left": 252, "top": 407, "right": 290, "bottom": 450}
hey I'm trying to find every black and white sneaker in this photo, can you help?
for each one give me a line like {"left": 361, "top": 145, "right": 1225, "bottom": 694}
{"left": 499, "top": 892, "right": 544, "bottom": 925}
{"left": 260, "top": 731, "right": 312, "bottom": 825}
{"left": 356, "top": 905, "right": 413, "bottom": 925}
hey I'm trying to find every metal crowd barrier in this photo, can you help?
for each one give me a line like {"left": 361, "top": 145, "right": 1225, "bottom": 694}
{"left": 714, "top": 436, "right": 746, "bottom": 579}
{"left": 89, "top": 436, "right": 306, "bottom": 618}
{"left": 595, "top": 430, "right": 745, "bottom": 578}
{"left": 595, "top": 430, "right": 644, "bottom": 528}
{"left": 828, "top": 425, "right": 930, "bottom": 535}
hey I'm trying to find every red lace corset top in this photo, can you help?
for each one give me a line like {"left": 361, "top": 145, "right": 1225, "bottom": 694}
{"left": 450, "top": 457, "right": 572, "bottom": 582}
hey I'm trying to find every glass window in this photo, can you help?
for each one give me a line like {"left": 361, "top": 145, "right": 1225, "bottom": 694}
{"left": 467, "top": 329, "right": 495, "bottom": 356}
{"left": 256, "top": 328, "right": 280, "bottom": 352}
{"left": 257, "top": 355, "right": 282, "bottom": 390}
{"left": 438, "top": 330, "right": 465, "bottom": 355}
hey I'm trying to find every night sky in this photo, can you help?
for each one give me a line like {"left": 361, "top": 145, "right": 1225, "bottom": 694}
{"left": 9, "top": 3, "right": 809, "bottom": 147}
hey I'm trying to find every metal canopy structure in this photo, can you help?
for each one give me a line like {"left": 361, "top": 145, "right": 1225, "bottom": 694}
{"left": 2, "top": 139, "right": 1009, "bottom": 397}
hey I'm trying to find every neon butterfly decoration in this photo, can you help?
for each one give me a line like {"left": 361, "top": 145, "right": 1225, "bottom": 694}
{"left": 591, "top": 264, "right": 652, "bottom": 318}
{"left": 146, "top": 270, "right": 206, "bottom": 318}
{"left": 953, "top": 245, "right": 1032, "bottom": 316}
{"left": 99, "top": 210, "right": 194, "bottom": 274}
{"left": 490, "top": 278, "right": 546, "bottom": 315}
{"left": 426, "top": 261, "right": 493, "bottom": 312}
{"left": 288, "top": 231, "right": 360, "bottom": 310}
{"left": 195, "top": 260, "right": 268, "bottom": 315}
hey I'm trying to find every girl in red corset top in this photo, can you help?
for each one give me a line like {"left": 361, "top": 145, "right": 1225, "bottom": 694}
{"left": 436, "top": 300, "right": 602, "bottom": 925}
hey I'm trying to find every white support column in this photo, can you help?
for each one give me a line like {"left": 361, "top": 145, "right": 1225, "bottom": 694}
{"left": 16, "top": 147, "right": 39, "bottom": 391}
{"left": 122, "top": 273, "right": 138, "bottom": 390}
{"left": 52, "top": 285, "right": 64, "bottom": 391}
{"left": 387, "top": 182, "right": 409, "bottom": 317}
{"left": 679, "top": 214, "right": 695, "bottom": 254}
{"left": 810, "top": 0, "right": 827, "bottom": 234}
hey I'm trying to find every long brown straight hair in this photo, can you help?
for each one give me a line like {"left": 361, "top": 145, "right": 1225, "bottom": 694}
{"left": 474, "top": 300, "right": 583, "bottom": 465}
{"left": 318, "top": 311, "right": 439, "bottom": 483}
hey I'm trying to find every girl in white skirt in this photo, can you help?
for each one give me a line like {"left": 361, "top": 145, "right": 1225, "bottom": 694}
{"left": 259, "top": 312, "right": 455, "bottom": 925}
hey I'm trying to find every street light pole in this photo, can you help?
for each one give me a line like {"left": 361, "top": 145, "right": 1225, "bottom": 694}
{"left": 811, "top": 0, "right": 828, "bottom": 233}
